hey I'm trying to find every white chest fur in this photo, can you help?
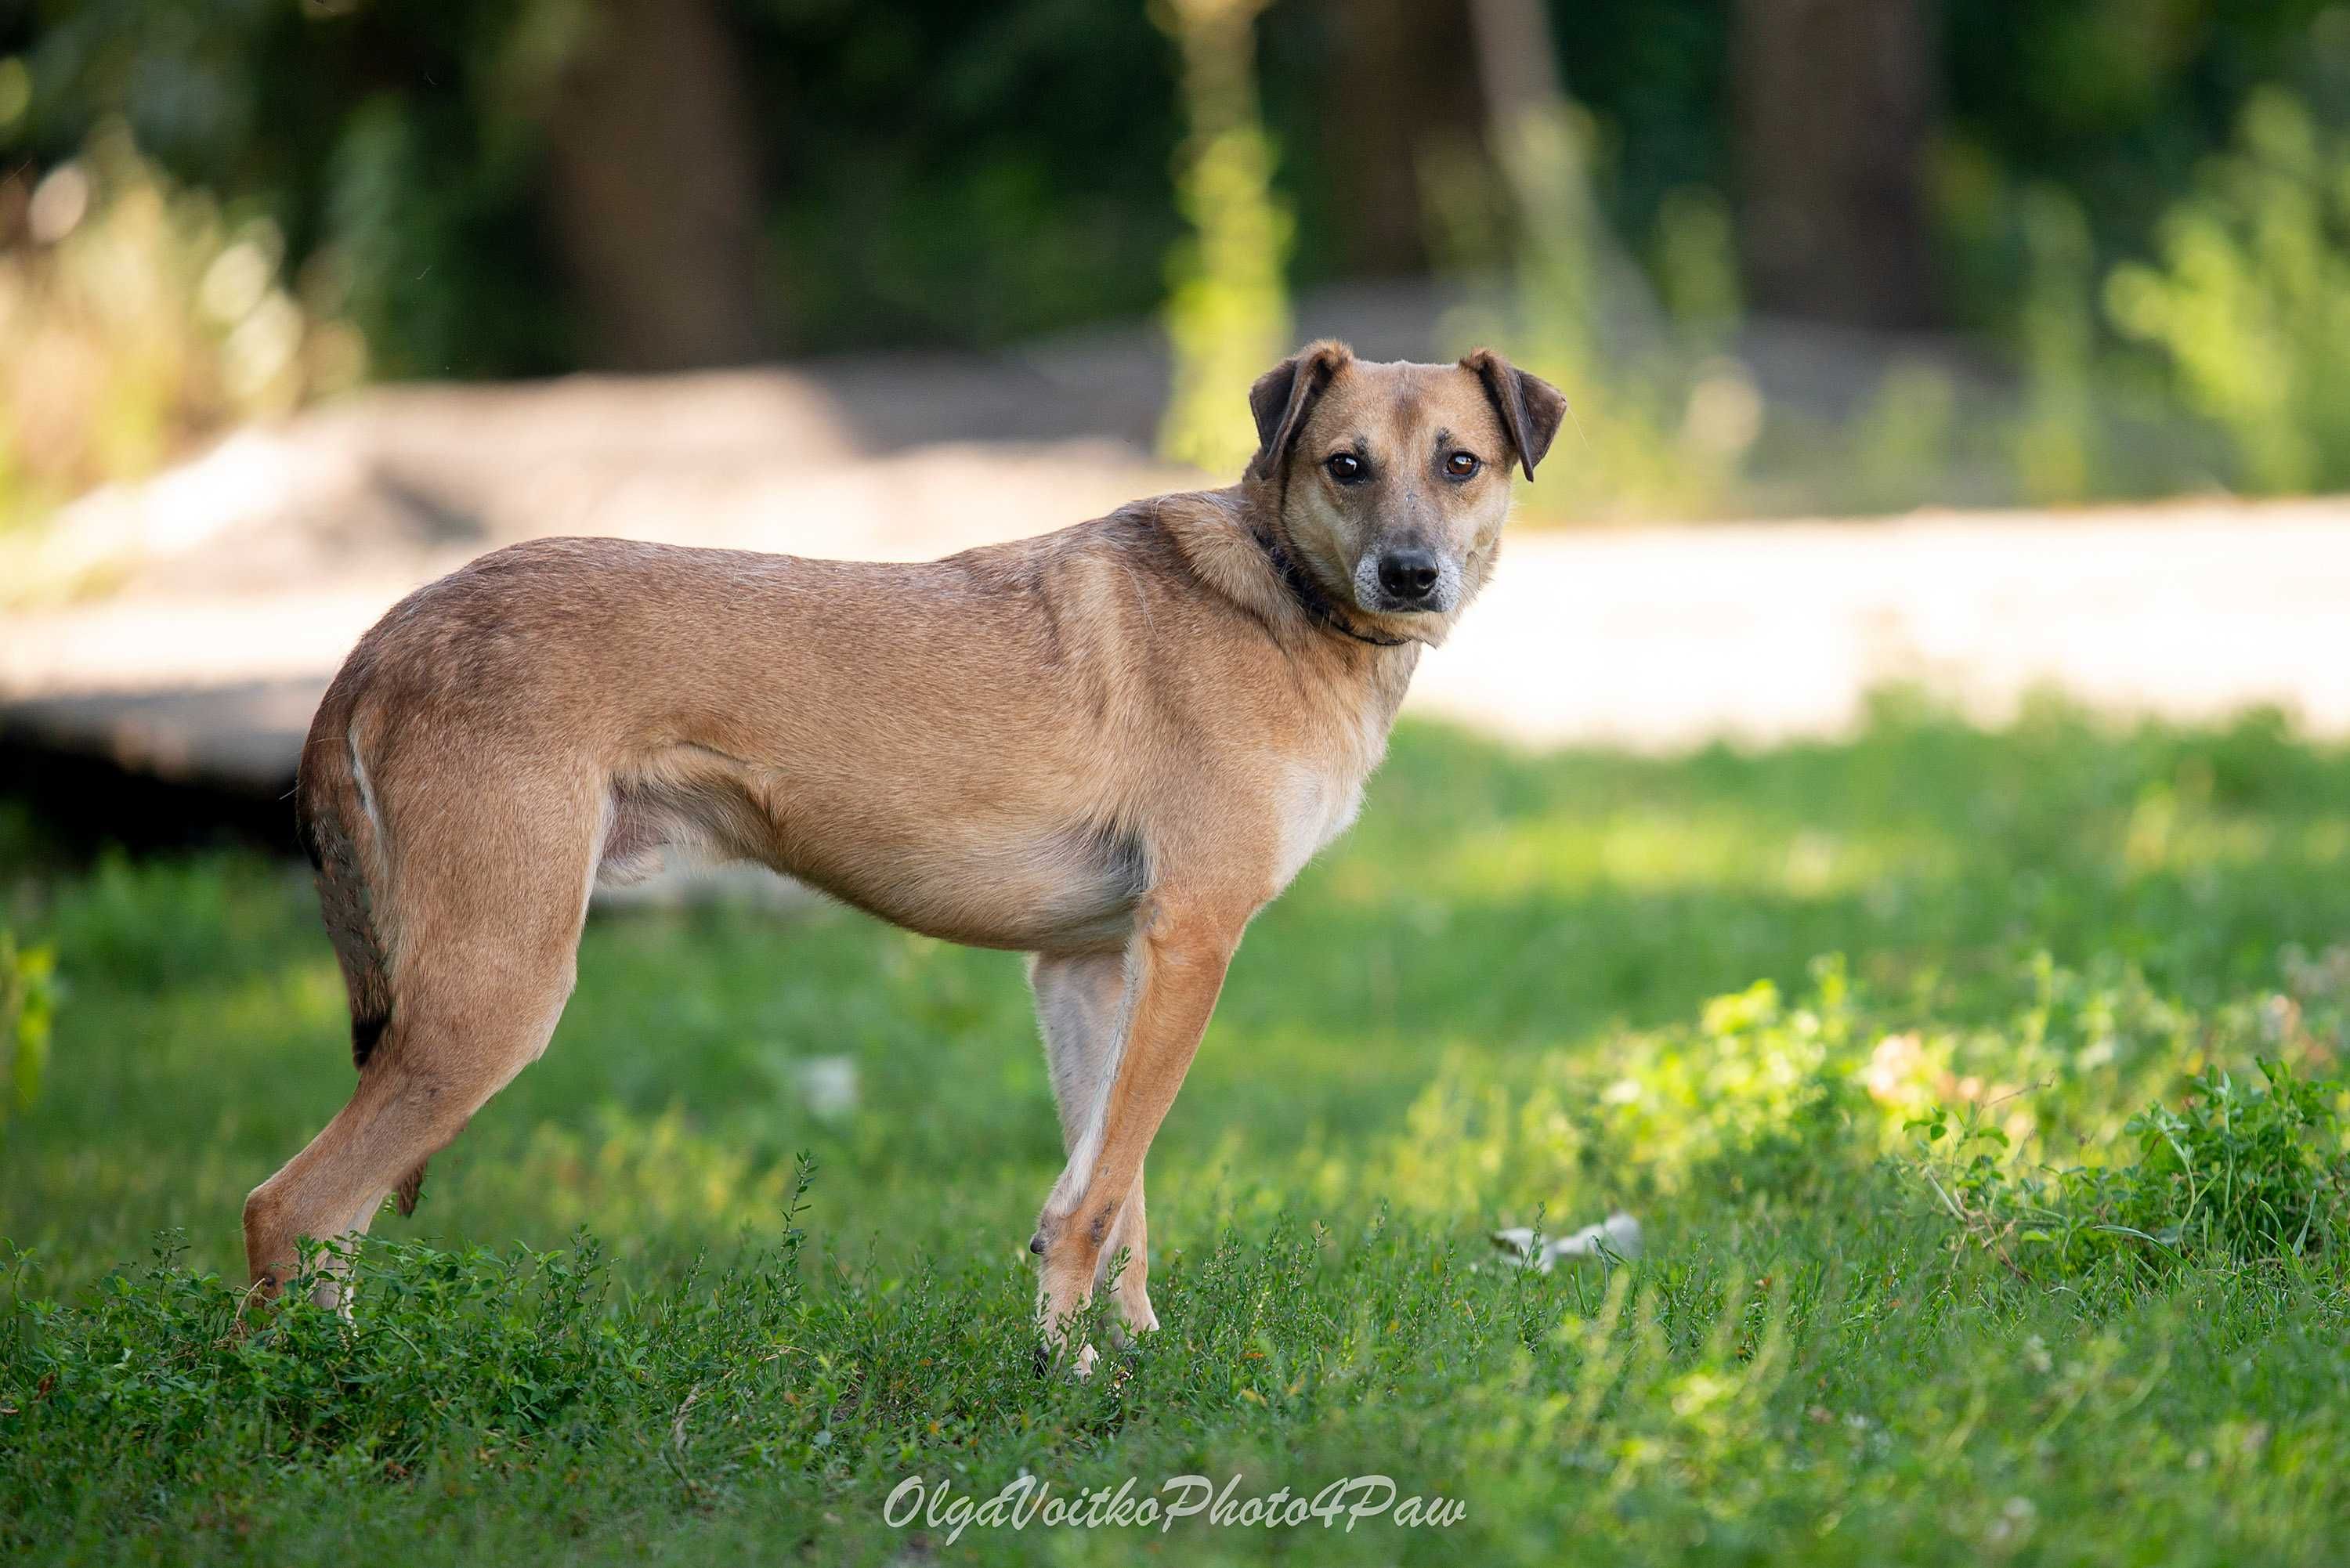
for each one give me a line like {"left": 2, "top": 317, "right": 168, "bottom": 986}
{"left": 1268, "top": 763, "right": 1365, "bottom": 891}
{"left": 1264, "top": 653, "right": 1412, "bottom": 894}
{"left": 1266, "top": 714, "right": 1385, "bottom": 895}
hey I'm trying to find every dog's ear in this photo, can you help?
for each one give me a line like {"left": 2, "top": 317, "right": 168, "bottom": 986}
{"left": 1460, "top": 349, "right": 1567, "bottom": 481}
{"left": 1247, "top": 340, "right": 1353, "bottom": 482}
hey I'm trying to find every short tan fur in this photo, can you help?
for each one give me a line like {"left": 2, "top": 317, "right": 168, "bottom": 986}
{"left": 245, "top": 342, "right": 1567, "bottom": 1367}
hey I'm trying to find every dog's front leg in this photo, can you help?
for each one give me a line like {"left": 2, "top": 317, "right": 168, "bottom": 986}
{"left": 1032, "top": 899, "right": 1238, "bottom": 1371}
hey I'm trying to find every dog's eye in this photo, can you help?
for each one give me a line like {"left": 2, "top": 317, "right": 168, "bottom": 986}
{"left": 1325, "top": 452, "right": 1365, "bottom": 482}
{"left": 1444, "top": 451, "right": 1481, "bottom": 479}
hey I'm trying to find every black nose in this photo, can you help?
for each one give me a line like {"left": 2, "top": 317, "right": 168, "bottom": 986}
{"left": 1376, "top": 547, "right": 1441, "bottom": 602}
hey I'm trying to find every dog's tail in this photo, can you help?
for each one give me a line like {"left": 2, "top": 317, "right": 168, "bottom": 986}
{"left": 295, "top": 682, "right": 425, "bottom": 1217}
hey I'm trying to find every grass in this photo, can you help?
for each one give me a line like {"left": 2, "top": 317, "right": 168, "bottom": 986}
{"left": 3, "top": 691, "right": 2348, "bottom": 1564}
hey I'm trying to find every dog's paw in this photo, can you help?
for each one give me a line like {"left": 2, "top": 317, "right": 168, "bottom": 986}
{"left": 1104, "top": 1286, "right": 1159, "bottom": 1346}
{"left": 1032, "top": 1337, "right": 1101, "bottom": 1380}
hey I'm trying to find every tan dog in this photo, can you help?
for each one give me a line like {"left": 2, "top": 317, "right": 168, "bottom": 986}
{"left": 245, "top": 341, "right": 1565, "bottom": 1365}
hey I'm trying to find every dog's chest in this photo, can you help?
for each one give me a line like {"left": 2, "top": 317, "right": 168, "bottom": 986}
{"left": 1264, "top": 671, "right": 1408, "bottom": 891}
{"left": 1267, "top": 742, "right": 1374, "bottom": 891}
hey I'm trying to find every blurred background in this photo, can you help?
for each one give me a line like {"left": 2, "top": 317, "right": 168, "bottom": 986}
{"left": 15, "top": 0, "right": 2350, "bottom": 519}
{"left": 0, "top": 0, "right": 2348, "bottom": 821}
{"left": 6, "top": 14, "right": 2350, "bottom": 1557}
{"left": 2, "top": 0, "right": 2348, "bottom": 810}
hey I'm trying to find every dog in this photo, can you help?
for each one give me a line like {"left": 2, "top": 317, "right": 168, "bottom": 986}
{"left": 244, "top": 341, "right": 1565, "bottom": 1367}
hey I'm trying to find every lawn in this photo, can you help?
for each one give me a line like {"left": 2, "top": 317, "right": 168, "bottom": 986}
{"left": 4, "top": 693, "right": 2348, "bottom": 1565}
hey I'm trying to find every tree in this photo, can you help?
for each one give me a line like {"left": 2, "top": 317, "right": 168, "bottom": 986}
{"left": 1732, "top": 0, "right": 1938, "bottom": 329}
{"left": 537, "top": 0, "right": 773, "bottom": 370}
{"left": 1318, "top": 0, "right": 1489, "bottom": 276}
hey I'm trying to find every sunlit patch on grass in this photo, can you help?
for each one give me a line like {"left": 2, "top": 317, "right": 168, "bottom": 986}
{"left": 429, "top": 1105, "right": 804, "bottom": 1255}
{"left": 6, "top": 697, "right": 2350, "bottom": 1563}
{"left": 1278, "top": 948, "right": 2345, "bottom": 1248}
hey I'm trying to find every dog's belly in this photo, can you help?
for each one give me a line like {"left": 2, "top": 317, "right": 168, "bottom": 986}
{"left": 782, "top": 818, "right": 1148, "bottom": 952}
{"left": 603, "top": 757, "right": 1147, "bottom": 953}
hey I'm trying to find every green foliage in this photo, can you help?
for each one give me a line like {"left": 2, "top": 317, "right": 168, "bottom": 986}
{"left": 3, "top": 0, "right": 1188, "bottom": 371}
{"left": 2124, "top": 1062, "right": 2348, "bottom": 1255}
{"left": 1444, "top": 104, "right": 1753, "bottom": 523}
{"left": 7, "top": 2, "right": 578, "bottom": 380}
{"left": 1939, "top": 0, "right": 2345, "bottom": 334}
{"left": 0, "top": 928, "right": 56, "bottom": 1117}
{"left": 5, "top": 699, "right": 2350, "bottom": 1561}
{"left": 2107, "top": 87, "right": 2350, "bottom": 493}
{"left": 1372, "top": 929, "right": 2341, "bottom": 1238}
{"left": 2012, "top": 184, "right": 2102, "bottom": 502}
{"left": 1153, "top": 0, "right": 1291, "bottom": 476}
{"left": 1650, "top": 186, "right": 1743, "bottom": 352}
{"left": 1914, "top": 1060, "right": 2348, "bottom": 1277}
{"left": 7, "top": 0, "right": 2350, "bottom": 520}
{"left": 4, "top": 1165, "right": 810, "bottom": 1493}
{"left": 1845, "top": 362, "right": 1961, "bottom": 514}
{"left": 0, "top": 125, "right": 360, "bottom": 559}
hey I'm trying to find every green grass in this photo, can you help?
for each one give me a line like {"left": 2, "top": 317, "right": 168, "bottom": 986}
{"left": 4, "top": 692, "right": 2348, "bottom": 1565}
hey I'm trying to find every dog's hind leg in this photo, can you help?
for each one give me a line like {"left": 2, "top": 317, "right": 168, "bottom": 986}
{"left": 244, "top": 768, "right": 600, "bottom": 1308}
{"left": 1029, "top": 950, "right": 1156, "bottom": 1344}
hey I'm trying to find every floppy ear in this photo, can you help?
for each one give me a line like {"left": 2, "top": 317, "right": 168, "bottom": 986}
{"left": 1461, "top": 349, "right": 1567, "bottom": 480}
{"left": 1246, "top": 340, "right": 1353, "bottom": 482}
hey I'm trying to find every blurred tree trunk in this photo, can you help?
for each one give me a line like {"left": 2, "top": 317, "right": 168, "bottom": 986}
{"left": 1734, "top": 0, "right": 1937, "bottom": 330}
{"left": 540, "top": 0, "right": 772, "bottom": 370}
{"left": 1319, "top": 0, "right": 1487, "bottom": 276}
{"left": 1467, "top": 0, "right": 1618, "bottom": 387}
{"left": 1466, "top": 0, "right": 1564, "bottom": 136}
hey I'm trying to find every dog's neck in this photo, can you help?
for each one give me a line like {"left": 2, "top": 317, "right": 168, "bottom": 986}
{"left": 1154, "top": 487, "right": 1436, "bottom": 655}
{"left": 1246, "top": 521, "right": 1410, "bottom": 649}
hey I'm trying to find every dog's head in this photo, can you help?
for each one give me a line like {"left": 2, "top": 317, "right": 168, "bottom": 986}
{"left": 1245, "top": 341, "right": 1566, "bottom": 635}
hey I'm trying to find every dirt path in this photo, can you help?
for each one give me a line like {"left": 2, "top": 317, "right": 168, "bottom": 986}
{"left": 9, "top": 493, "right": 2345, "bottom": 798}
{"left": 4, "top": 349, "right": 2345, "bottom": 792}
{"left": 1415, "top": 499, "right": 2350, "bottom": 748}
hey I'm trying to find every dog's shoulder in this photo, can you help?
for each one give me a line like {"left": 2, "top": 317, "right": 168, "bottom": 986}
{"left": 1096, "top": 487, "right": 1293, "bottom": 630}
